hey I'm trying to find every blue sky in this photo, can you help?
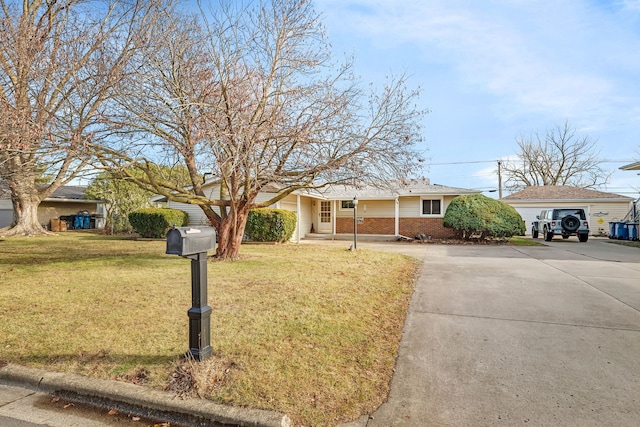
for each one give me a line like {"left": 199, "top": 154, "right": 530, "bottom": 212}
{"left": 314, "top": 0, "right": 640, "bottom": 198}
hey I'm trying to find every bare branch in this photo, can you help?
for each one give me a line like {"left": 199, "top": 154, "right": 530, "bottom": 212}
{"left": 1, "top": 0, "right": 171, "bottom": 236}
{"left": 104, "top": 0, "right": 426, "bottom": 257}
{"left": 502, "top": 120, "right": 610, "bottom": 192}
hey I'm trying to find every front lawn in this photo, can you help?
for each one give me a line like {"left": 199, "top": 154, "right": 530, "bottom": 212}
{"left": 0, "top": 232, "right": 418, "bottom": 426}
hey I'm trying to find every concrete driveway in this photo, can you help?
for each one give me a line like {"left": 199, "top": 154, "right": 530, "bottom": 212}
{"left": 329, "top": 238, "right": 640, "bottom": 426}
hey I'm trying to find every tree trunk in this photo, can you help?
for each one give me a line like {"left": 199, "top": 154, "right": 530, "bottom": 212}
{"left": 212, "top": 206, "right": 249, "bottom": 260}
{"left": 1, "top": 177, "right": 48, "bottom": 237}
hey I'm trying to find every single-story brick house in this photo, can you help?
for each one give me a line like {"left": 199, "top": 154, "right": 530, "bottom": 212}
{"left": 160, "top": 179, "right": 480, "bottom": 242}
{"left": 502, "top": 186, "right": 635, "bottom": 236}
{"left": 0, "top": 184, "right": 105, "bottom": 230}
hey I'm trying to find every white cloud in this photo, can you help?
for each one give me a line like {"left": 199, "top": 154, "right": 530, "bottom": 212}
{"left": 317, "top": 0, "right": 640, "bottom": 129}
{"left": 314, "top": 0, "right": 640, "bottom": 196}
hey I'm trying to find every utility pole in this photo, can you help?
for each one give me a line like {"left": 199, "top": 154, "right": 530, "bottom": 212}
{"left": 497, "top": 160, "right": 503, "bottom": 199}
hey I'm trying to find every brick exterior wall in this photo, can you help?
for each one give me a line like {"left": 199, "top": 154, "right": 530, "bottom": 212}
{"left": 399, "top": 218, "right": 456, "bottom": 239}
{"left": 336, "top": 217, "right": 395, "bottom": 234}
{"left": 336, "top": 217, "right": 457, "bottom": 239}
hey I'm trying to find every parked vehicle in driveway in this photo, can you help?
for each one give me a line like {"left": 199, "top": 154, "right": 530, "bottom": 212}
{"left": 532, "top": 208, "right": 590, "bottom": 242}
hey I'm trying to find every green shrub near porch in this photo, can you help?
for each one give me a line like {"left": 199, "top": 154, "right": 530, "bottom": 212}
{"left": 245, "top": 208, "right": 297, "bottom": 242}
{"left": 443, "top": 194, "right": 525, "bottom": 240}
{"left": 128, "top": 208, "right": 188, "bottom": 238}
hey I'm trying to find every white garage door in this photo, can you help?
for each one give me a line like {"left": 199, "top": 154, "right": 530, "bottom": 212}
{"left": 0, "top": 209, "right": 12, "bottom": 228}
{"left": 514, "top": 207, "right": 549, "bottom": 235}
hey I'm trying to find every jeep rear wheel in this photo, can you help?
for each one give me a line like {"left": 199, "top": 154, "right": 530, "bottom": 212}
{"left": 544, "top": 227, "right": 553, "bottom": 241}
{"left": 578, "top": 233, "right": 589, "bottom": 242}
{"left": 561, "top": 215, "right": 580, "bottom": 232}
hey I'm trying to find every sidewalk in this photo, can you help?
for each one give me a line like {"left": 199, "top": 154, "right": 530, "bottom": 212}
{"left": 0, "top": 363, "right": 290, "bottom": 427}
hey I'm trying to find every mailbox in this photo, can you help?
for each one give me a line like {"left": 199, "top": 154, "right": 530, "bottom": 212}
{"left": 166, "top": 226, "right": 216, "bottom": 256}
{"left": 166, "top": 225, "right": 216, "bottom": 361}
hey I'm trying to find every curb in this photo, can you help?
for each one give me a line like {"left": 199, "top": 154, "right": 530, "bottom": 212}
{"left": 0, "top": 363, "right": 291, "bottom": 427}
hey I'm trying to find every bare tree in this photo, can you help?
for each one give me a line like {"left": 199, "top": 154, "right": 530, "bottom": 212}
{"left": 0, "top": 0, "right": 167, "bottom": 236}
{"left": 100, "top": 0, "right": 426, "bottom": 259}
{"left": 502, "top": 121, "right": 610, "bottom": 192}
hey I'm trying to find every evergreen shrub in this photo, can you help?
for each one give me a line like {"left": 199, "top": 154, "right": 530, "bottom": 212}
{"left": 443, "top": 194, "right": 525, "bottom": 240}
{"left": 245, "top": 208, "right": 297, "bottom": 242}
{"left": 128, "top": 208, "right": 189, "bottom": 238}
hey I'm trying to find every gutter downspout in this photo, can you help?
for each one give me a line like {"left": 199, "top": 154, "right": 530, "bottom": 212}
{"left": 395, "top": 197, "right": 399, "bottom": 237}
{"left": 332, "top": 200, "right": 337, "bottom": 235}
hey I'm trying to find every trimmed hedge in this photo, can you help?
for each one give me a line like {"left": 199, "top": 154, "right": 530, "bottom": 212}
{"left": 443, "top": 194, "right": 525, "bottom": 240}
{"left": 128, "top": 208, "right": 189, "bottom": 238}
{"left": 245, "top": 208, "right": 297, "bottom": 242}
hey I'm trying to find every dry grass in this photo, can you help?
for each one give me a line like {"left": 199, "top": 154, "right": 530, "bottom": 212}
{"left": 608, "top": 239, "right": 640, "bottom": 248}
{"left": 0, "top": 232, "right": 418, "bottom": 426}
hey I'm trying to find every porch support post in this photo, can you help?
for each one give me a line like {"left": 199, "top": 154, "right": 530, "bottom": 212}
{"left": 332, "top": 200, "right": 337, "bottom": 235}
{"left": 395, "top": 197, "right": 400, "bottom": 237}
{"left": 296, "top": 194, "right": 301, "bottom": 243}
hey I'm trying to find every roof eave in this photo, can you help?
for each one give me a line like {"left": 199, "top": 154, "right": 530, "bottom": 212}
{"left": 504, "top": 198, "right": 633, "bottom": 203}
{"left": 43, "top": 198, "right": 102, "bottom": 203}
{"left": 620, "top": 161, "right": 640, "bottom": 171}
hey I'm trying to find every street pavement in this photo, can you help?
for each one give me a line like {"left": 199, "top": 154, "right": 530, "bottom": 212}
{"left": 2, "top": 237, "right": 639, "bottom": 426}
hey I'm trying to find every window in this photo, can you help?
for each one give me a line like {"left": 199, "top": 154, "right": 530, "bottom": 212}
{"left": 421, "top": 199, "right": 442, "bottom": 216}
{"left": 341, "top": 200, "right": 355, "bottom": 209}
{"left": 320, "top": 201, "right": 331, "bottom": 223}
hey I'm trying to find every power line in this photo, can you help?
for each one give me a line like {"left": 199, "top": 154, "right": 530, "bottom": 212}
{"left": 425, "top": 159, "right": 637, "bottom": 166}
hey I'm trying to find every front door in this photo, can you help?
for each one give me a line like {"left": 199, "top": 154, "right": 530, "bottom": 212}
{"left": 318, "top": 201, "right": 332, "bottom": 233}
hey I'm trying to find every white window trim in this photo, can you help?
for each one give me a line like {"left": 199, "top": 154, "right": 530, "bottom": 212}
{"left": 420, "top": 197, "right": 444, "bottom": 217}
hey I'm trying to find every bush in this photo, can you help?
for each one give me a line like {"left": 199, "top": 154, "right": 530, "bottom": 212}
{"left": 443, "top": 194, "right": 525, "bottom": 240}
{"left": 245, "top": 208, "right": 297, "bottom": 242}
{"left": 128, "top": 208, "right": 189, "bottom": 238}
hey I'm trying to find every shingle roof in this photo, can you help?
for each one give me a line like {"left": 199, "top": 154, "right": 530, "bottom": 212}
{"left": 502, "top": 186, "right": 632, "bottom": 201}
{"left": 1, "top": 184, "right": 99, "bottom": 201}
{"left": 311, "top": 179, "right": 480, "bottom": 200}
{"left": 46, "top": 185, "right": 90, "bottom": 200}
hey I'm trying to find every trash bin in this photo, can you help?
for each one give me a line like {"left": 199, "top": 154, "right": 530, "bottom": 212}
{"left": 628, "top": 222, "right": 639, "bottom": 241}
{"left": 615, "top": 222, "right": 629, "bottom": 240}
{"left": 59, "top": 215, "right": 72, "bottom": 230}
{"left": 608, "top": 222, "right": 616, "bottom": 239}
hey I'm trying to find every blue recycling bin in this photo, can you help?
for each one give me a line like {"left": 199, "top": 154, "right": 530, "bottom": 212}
{"left": 608, "top": 222, "right": 616, "bottom": 238}
{"left": 628, "top": 222, "right": 639, "bottom": 241}
{"left": 69, "top": 214, "right": 78, "bottom": 229}
{"left": 615, "top": 222, "right": 629, "bottom": 240}
{"left": 72, "top": 213, "right": 90, "bottom": 229}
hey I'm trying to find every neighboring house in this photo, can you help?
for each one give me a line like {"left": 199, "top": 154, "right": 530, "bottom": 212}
{"left": 0, "top": 183, "right": 11, "bottom": 228}
{"left": 161, "top": 179, "right": 480, "bottom": 242}
{"left": 502, "top": 186, "right": 635, "bottom": 236}
{"left": 0, "top": 185, "right": 105, "bottom": 230}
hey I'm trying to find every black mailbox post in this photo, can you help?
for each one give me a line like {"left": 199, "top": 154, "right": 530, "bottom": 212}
{"left": 166, "top": 226, "right": 216, "bottom": 361}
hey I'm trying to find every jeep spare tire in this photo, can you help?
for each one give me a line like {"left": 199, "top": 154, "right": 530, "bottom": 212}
{"left": 561, "top": 215, "right": 580, "bottom": 232}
